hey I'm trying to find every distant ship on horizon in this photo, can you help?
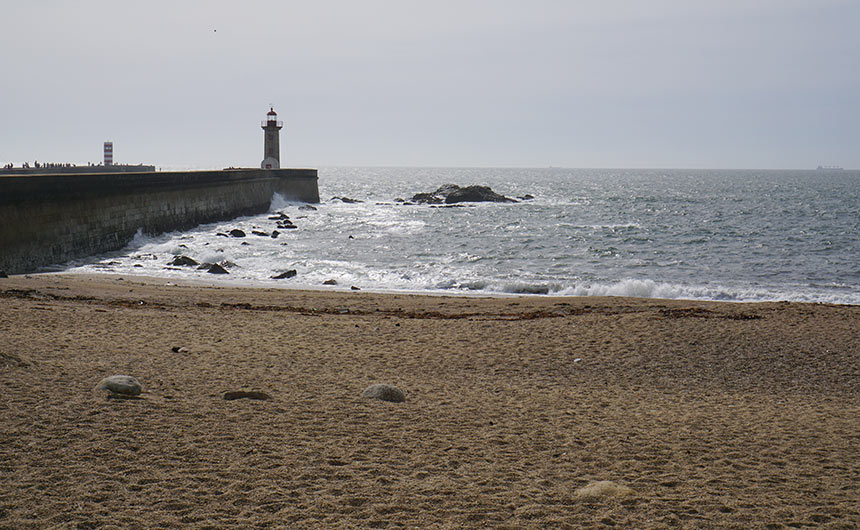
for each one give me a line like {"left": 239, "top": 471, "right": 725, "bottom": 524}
{"left": 816, "top": 165, "right": 844, "bottom": 170}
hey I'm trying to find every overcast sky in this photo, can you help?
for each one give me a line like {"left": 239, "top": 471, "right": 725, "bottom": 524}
{"left": 1, "top": 1, "right": 858, "bottom": 169}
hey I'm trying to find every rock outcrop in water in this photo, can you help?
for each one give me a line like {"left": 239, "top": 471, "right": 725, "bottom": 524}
{"left": 410, "top": 184, "right": 517, "bottom": 204}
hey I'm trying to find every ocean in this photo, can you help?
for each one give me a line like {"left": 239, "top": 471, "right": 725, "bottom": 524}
{"left": 64, "top": 167, "right": 860, "bottom": 304}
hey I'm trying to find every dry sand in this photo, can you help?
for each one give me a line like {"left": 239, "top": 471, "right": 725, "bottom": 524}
{"left": 1, "top": 273, "right": 858, "bottom": 529}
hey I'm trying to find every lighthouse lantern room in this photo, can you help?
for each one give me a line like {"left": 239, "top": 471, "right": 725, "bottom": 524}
{"left": 261, "top": 107, "right": 283, "bottom": 169}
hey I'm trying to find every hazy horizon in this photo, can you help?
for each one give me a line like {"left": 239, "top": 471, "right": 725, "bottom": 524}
{"left": 2, "top": 1, "right": 858, "bottom": 170}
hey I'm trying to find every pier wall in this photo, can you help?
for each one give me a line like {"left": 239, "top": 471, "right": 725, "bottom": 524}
{"left": 0, "top": 168, "right": 319, "bottom": 274}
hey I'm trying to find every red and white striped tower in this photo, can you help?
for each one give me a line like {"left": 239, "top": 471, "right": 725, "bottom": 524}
{"left": 103, "top": 142, "right": 113, "bottom": 166}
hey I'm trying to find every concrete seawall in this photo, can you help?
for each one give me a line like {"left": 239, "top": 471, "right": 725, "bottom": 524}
{"left": 0, "top": 168, "right": 319, "bottom": 274}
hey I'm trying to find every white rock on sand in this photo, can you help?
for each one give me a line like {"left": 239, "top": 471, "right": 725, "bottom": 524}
{"left": 574, "top": 480, "right": 634, "bottom": 499}
{"left": 96, "top": 375, "right": 142, "bottom": 397}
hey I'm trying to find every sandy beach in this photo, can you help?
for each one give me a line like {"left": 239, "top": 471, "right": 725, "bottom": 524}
{"left": 1, "top": 273, "right": 858, "bottom": 529}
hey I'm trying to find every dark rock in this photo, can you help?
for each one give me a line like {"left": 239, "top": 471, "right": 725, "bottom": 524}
{"left": 216, "top": 232, "right": 229, "bottom": 237}
{"left": 323, "top": 279, "right": 338, "bottom": 285}
{"left": 207, "top": 263, "right": 229, "bottom": 274}
{"left": 270, "top": 230, "right": 280, "bottom": 238}
{"left": 167, "top": 255, "right": 198, "bottom": 267}
{"left": 410, "top": 184, "right": 516, "bottom": 204}
{"left": 410, "top": 192, "right": 444, "bottom": 204}
{"left": 298, "top": 204, "right": 317, "bottom": 211}
{"left": 362, "top": 384, "right": 405, "bottom": 403}
{"left": 240, "top": 242, "right": 250, "bottom": 246}
{"left": 229, "top": 229, "right": 246, "bottom": 238}
{"left": 351, "top": 286, "right": 361, "bottom": 291}
{"left": 268, "top": 212, "right": 290, "bottom": 220}
{"left": 331, "top": 196, "right": 363, "bottom": 204}
{"left": 220, "top": 260, "right": 238, "bottom": 269}
{"left": 271, "top": 270, "right": 297, "bottom": 279}
{"left": 251, "top": 230, "right": 269, "bottom": 237}
{"left": 0, "top": 270, "right": 7, "bottom": 278}
{"left": 445, "top": 185, "right": 516, "bottom": 204}
{"left": 518, "top": 194, "right": 535, "bottom": 200}
{"left": 223, "top": 391, "right": 271, "bottom": 401}
{"left": 279, "top": 224, "right": 298, "bottom": 230}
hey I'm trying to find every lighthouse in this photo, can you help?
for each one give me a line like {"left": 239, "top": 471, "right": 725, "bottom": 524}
{"left": 261, "top": 107, "right": 283, "bottom": 169}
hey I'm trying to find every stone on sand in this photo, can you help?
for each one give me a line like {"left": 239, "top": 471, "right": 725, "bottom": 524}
{"left": 96, "top": 375, "right": 142, "bottom": 397}
{"left": 362, "top": 383, "right": 405, "bottom": 403}
{"left": 574, "top": 480, "right": 634, "bottom": 499}
{"left": 223, "top": 390, "right": 271, "bottom": 401}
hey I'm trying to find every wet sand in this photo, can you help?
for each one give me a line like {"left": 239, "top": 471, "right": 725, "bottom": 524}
{"left": 1, "top": 273, "right": 858, "bottom": 529}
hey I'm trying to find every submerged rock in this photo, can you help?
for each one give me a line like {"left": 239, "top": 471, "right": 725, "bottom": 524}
{"left": 331, "top": 196, "right": 363, "bottom": 204}
{"left": 271, "top": 270, "right": 297, "bottom": 279}
{"left": 229, "top": 229, "right": 246, "bottom": 238}
{"left": 298, "top": 204, "right": 318, "bottom": 211}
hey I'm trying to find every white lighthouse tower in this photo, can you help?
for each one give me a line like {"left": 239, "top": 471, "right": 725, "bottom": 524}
{"left": 261, "top": 107, "right": 283, "bottom": 169}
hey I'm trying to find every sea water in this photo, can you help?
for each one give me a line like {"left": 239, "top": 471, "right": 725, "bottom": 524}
{"left": 63, "top": 168, "right": 860, "bottom": 304}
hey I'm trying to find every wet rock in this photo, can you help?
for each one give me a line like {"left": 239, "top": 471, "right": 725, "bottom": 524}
{"left": 0, "top": 270, "right": 7, "bottom": 278}
{"left": 445, "top": 185, "right": 517, "bottom": 204}
{"left": 96, "top": 375, "right": 142, "bottom": 397}
{"left": 323, "top": 279, "right": 338, "bottom": 285}
{"left": 351, "top": 286, "right": 361, "bottom": 291}
{"left": 518, "top": 194, "right": 535, "bottom": 200}
{"left": 167, "top": 255, "right": 198, "bottom": 267}
{"left": 268, "top": 212, "right": 290, "bottom": 221}
{"left": 410, "top": 192, "right": 444, "bottom": 204}
{"left": 270, "top": 230, "right": 280, "bottom": 238}
{"left": 271, "top": 270, "right": 297, "bottom": 279}
{"left": 362, "top": 384, "right": 405, "bottom": 403}
{"left": 229, "top": 229, "right": 246, "bottom": 238}
{"left": 251, "top": 230, "right": 269, "bottom": 237}
{"left": 298, "top": 205, "right": 318, "bottom": 211}
{"left": 206, "top": 263, "right": 229, "bottom": 274}
{"left": 223, "top": 391, "right": 271, "bottom": 401}
{"left": 331, "top": 196, "right": 363, "bottom": 204}
{"left": 410, "top": 184, "right": 516, "bottom": 204}
{"left": 216, "top": 232, "right": 229, "bottom": 237}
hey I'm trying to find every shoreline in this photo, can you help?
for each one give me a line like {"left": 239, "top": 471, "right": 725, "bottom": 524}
{"left": 25, "top": 270, "right": 860, "bottom": 307}
{"left": 2, "top": 272, "right": 859, "bottom": 528}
